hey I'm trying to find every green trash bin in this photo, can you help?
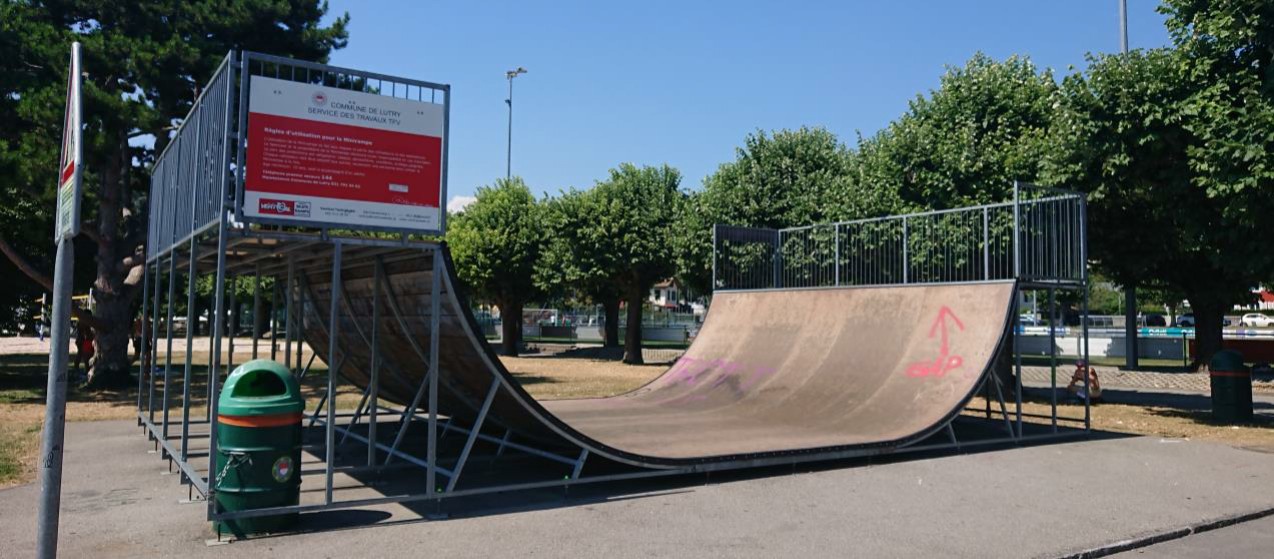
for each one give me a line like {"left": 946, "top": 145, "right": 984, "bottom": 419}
{"left": 214, "top": 359, "right": 305, "bottom": 536}
{"left": 1209, "top": 349, "right": 1253, "bottom": 423}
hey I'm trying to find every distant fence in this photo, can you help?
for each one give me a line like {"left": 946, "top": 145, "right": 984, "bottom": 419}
{"left": 713, "top": 183, "right": 1085, "bottom": 291}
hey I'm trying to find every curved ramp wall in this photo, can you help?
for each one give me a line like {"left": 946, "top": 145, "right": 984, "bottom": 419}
{"left": 298, "top": 248, "right": 1015, "bottom": 469}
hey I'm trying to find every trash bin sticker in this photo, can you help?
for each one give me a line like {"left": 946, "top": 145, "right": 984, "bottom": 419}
{"left": 272, "top": 456, "right": 294, "bottom": 483}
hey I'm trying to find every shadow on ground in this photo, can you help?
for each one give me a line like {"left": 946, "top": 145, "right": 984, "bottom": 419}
{"left": 230, "top": 416, "right": 1132, "bottom": 542}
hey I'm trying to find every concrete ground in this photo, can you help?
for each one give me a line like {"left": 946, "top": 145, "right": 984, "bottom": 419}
{"left": 1112, "top": 514, "right": 1274, "bottom": 558}
{"left": 3, "top": 421, "right": 1274, "bottom": 558}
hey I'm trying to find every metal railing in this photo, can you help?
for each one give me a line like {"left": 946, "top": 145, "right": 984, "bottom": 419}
{"left": 146, "top": 52, "right": 235, "bottom": 262}
{"left": 713, "top": 182, "right": 1086, "bottom": 291}
{"left": 145, "top": 51, "right": 453, "bottom": 263}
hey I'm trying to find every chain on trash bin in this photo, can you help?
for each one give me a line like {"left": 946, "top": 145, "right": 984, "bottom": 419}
{"left": 215, "top": 451, "right": 252, "bottom": 491}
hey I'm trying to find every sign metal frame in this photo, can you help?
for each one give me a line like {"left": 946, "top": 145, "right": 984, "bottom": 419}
{"left": 234, "top": 51, "right": 450, "bottom": 236}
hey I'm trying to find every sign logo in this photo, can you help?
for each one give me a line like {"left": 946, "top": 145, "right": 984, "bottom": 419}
{"left": 272, "top": 456, "right": 294, "bottom": 483}
{"left": 259, "top": 199, "right": 294, "bottom": 215}
{"left": 312, "top": 91, "right": 328, "bottom": 107}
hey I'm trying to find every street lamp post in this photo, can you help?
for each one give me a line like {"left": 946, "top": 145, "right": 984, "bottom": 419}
{"left": 505, "top": 67, "right": 527, "bottom": 179}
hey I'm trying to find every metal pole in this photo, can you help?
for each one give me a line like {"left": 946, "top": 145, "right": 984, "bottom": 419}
{"left": 1013, "top": 181, "right": 1021, "bottom": 279}
{"left": 270, "top": 280, "right": 279, "bottom": 361}
{"left": 208, "top": 50, "right": 237, "bottom": 522}
{"left": 252, "top": 265, "right": 261, "bottom": 359}
{"left": 325, "top": 241, "right": 342, "bottom": 505}
{"left": 162, "top": 254, "right": 177, "bottom": 447}
{"left": 227, "top": 276, "right": 236, "bottom": 371}
{"left": 1014, "top": 289, "right": 1024, "bottom": 437}
{"left": 902, "top": 218, "right": 909, "bottom": 284}
{"left": 368, "top": 261, "right": 382, "bottom": 467}
{"left": 147, "top": 261, "right": 162, "bottom": 428}
{"left": 506, "top": 74, "right": 514, "bottom": 179}
{"left": 36, "top": 236, "right": 74, "bottom": 559}
{"left": 285, "top": 259, "right": 294, "bottom": 368}
{"left": 136, "top": 257, "right": 150, "bottom": 417}
{"left": 427, "top": 248, "right": 442, "bottom": 494}
{"left": 179, "top": 238, "right": 200, "bottom": 476}
{"left": 711, "top": 225, "right": 717, "bottom": 291}
{"left": 1049, "top": 287, "right": 1058, "bottom": 433}
{"left": 1081, "top": 199, "right": 1092, "bottom": 431}
{"left": 834, "top": 223, "right": 840, "bottom": 286}
{"left": 1119, "top": 0, "right": 1129, "bottom": 53}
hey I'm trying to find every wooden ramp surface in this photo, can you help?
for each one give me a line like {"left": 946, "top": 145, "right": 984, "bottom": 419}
{"left": 299, "top": 248, "right": 1015, "bottom": 468}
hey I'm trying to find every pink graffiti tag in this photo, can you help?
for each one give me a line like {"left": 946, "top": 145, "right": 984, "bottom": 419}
{"left": 657, "top": 357, "right": 780, "bottom": 404}
{"left": 905, "top": 306, "right": 966, "bottom": 378}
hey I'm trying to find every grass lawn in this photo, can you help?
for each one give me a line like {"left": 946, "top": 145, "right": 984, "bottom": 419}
{"left": 0, "top": 347, "right": 356, "bottom": 488}
{"left": 1019, "top": 355, "right": 1189, "bottom": 370}
{"left": 5, "top": 341, "right": 1273, "bottom": 489}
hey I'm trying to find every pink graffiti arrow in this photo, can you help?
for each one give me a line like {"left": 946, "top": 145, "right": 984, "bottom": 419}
{"left": 906, "top": 306, "right": 966, "bottom": 378}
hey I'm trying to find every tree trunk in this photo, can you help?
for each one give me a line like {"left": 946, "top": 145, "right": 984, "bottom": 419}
{"left": 1190, "top": 298, "right": 1228, "bottom": 370}
{"left": 623, "top": 284, "right": 644, "bottom": 365}
{"left": 254, "top": 301, "right": 271, "bottom": 340}
{"left": 499, "top": 299, "right": 523, "bottom": 357}
{"left": 87, "top": 133, "right": 139, "bottom": 389}
{"left": 602, "top": 295, "right": 620, "bottom": 348}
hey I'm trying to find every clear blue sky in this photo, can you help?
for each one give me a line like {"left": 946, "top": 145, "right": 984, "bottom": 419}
{"left": 321, "top": 0, "right": 1171, "bottom": 210}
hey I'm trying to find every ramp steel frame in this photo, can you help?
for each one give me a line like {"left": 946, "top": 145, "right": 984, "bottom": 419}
{"left": 135, "top": 50, "right": 1090, "bottom": 533}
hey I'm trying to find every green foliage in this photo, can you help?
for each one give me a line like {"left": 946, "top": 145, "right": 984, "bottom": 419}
{"left": 538, "top": 188, "right": 621, "bottom": 304}
{"left": 590, "top": 163, "right": 684, "bottom": 294}
{"left": 447, "top": 177, "right": 545, "bottom": 310}
{"left": 673, "top": 127, "right": 854, "bottom": 294}
{"left": 0, "top": 1, "right": 349, "bottom": 382}
{"left": 855, "top": 53, "right": 1058, "bottom": 210}
{"left": 1042, "top": 0, "right": 1274, "bottom": 363}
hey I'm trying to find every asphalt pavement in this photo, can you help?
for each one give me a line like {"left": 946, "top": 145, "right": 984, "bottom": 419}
{"left": 4, "top": 421, "right": 1274, "bottom": 558}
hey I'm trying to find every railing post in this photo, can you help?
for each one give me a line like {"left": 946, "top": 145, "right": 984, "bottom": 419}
{"left": 1013, "top": 180, "right": 1021, "bottom": 279}
{"left": 902, "top": 218, "right": 909, "bottom": 284}
{"left": 711, "top": 224, "right": 718, "bottom": 291}
{"left": 834, "top": 223, "right": 840, "bottom": 286}
{"left": 982, "top": 206, "right": 990, "bottom": 280}
{"left": 773, "top": 230, "right": 782, "bottom": 289}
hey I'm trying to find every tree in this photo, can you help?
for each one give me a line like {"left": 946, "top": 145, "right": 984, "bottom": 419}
{"left": 673, "top": 127, "right": 855, "bottom": 295}
{"left": 854, "top": 53, "right": 1058, "bottom": 211}
{"left": 1044, "top": 39, "right": 1274, "bottom": 367}
{"left": 589, "top": 164, "right": 683, "bottom": 364}
{"left": 0, "top": 1, "right": 350, "bottom": 387}
{"left": 447, "top": 178, "right": 545, "bottom": 356}
{"left": 538, "top": 189, "right": 623, "bottom": 347}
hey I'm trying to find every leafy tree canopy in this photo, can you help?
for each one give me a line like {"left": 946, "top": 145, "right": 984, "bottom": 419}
{"left": 855, "top": 53, "right": 1058, "bottom": 211}
{"left": 0, "top": 0, "right": 350, "bottom": 385}
{"left": 447, "top": 177, "right": 544, "bottom": 355}
{"left": 673, "top": 127, "right": 853, "bottom": 294}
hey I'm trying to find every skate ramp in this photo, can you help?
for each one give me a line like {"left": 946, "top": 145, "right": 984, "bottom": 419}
{"left": 298, "top": 246, "right": 1015, "bottom": 468}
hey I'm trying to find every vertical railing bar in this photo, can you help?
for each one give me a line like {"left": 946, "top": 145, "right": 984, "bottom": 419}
{"left": 325, "top": 241, "right": 342, "bottom": 505}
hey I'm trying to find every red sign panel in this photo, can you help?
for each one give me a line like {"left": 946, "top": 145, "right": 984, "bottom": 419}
{"left": 244, "top": 75, "right": 445, "bottom": 231}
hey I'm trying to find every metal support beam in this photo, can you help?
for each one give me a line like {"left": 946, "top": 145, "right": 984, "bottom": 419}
{"left": 178, "top": 239, "right": 200, "bottom": 474}
{"left": 325, "top": 241, "right": 342, "bottom": 505}
{"left": 446, "top": 380, "right": 500, "bottom": 492}
{"left": 368, "top": 260, "right": 381, "bottom": 466}
{"left": 427, "top": 248, "right": 442, "bottom": 494}
{"left": 252, "top": 265, "right": 261, "bottom": 359}
{"left": 571, "top": 449, "right": 589, "bottom": 479}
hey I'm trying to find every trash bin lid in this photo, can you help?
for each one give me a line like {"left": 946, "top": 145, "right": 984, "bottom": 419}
{"left": 1210, "top": 349, "right": 1247, "bottom": 372}
{"left": 218, "top": 359, "right": 305, "bottom": 416}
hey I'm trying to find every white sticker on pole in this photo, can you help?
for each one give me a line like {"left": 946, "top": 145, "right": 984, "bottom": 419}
{"left": 243, "top": 75, "right": 445, "bottom": 232}
{"left": 55, "top": 42, "right": 83, "bottom": 243}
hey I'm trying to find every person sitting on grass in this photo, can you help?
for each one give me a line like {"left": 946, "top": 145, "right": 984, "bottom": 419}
{"left": 1066, "top": 359, "right": 1101, "bottom": 402}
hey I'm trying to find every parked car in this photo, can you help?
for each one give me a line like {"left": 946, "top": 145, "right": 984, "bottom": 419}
{"left": 1174, "top": 314, "right": 1193, "bottom": 327}
{"left": 1241, "top": 313, "right": 1274, "bottom": 328}
{"left": 1019, "top": 314, "right": 1042, "bottom": 326}
{"left": 1143, "top": 313, "right": 1167, "bottom": 327}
